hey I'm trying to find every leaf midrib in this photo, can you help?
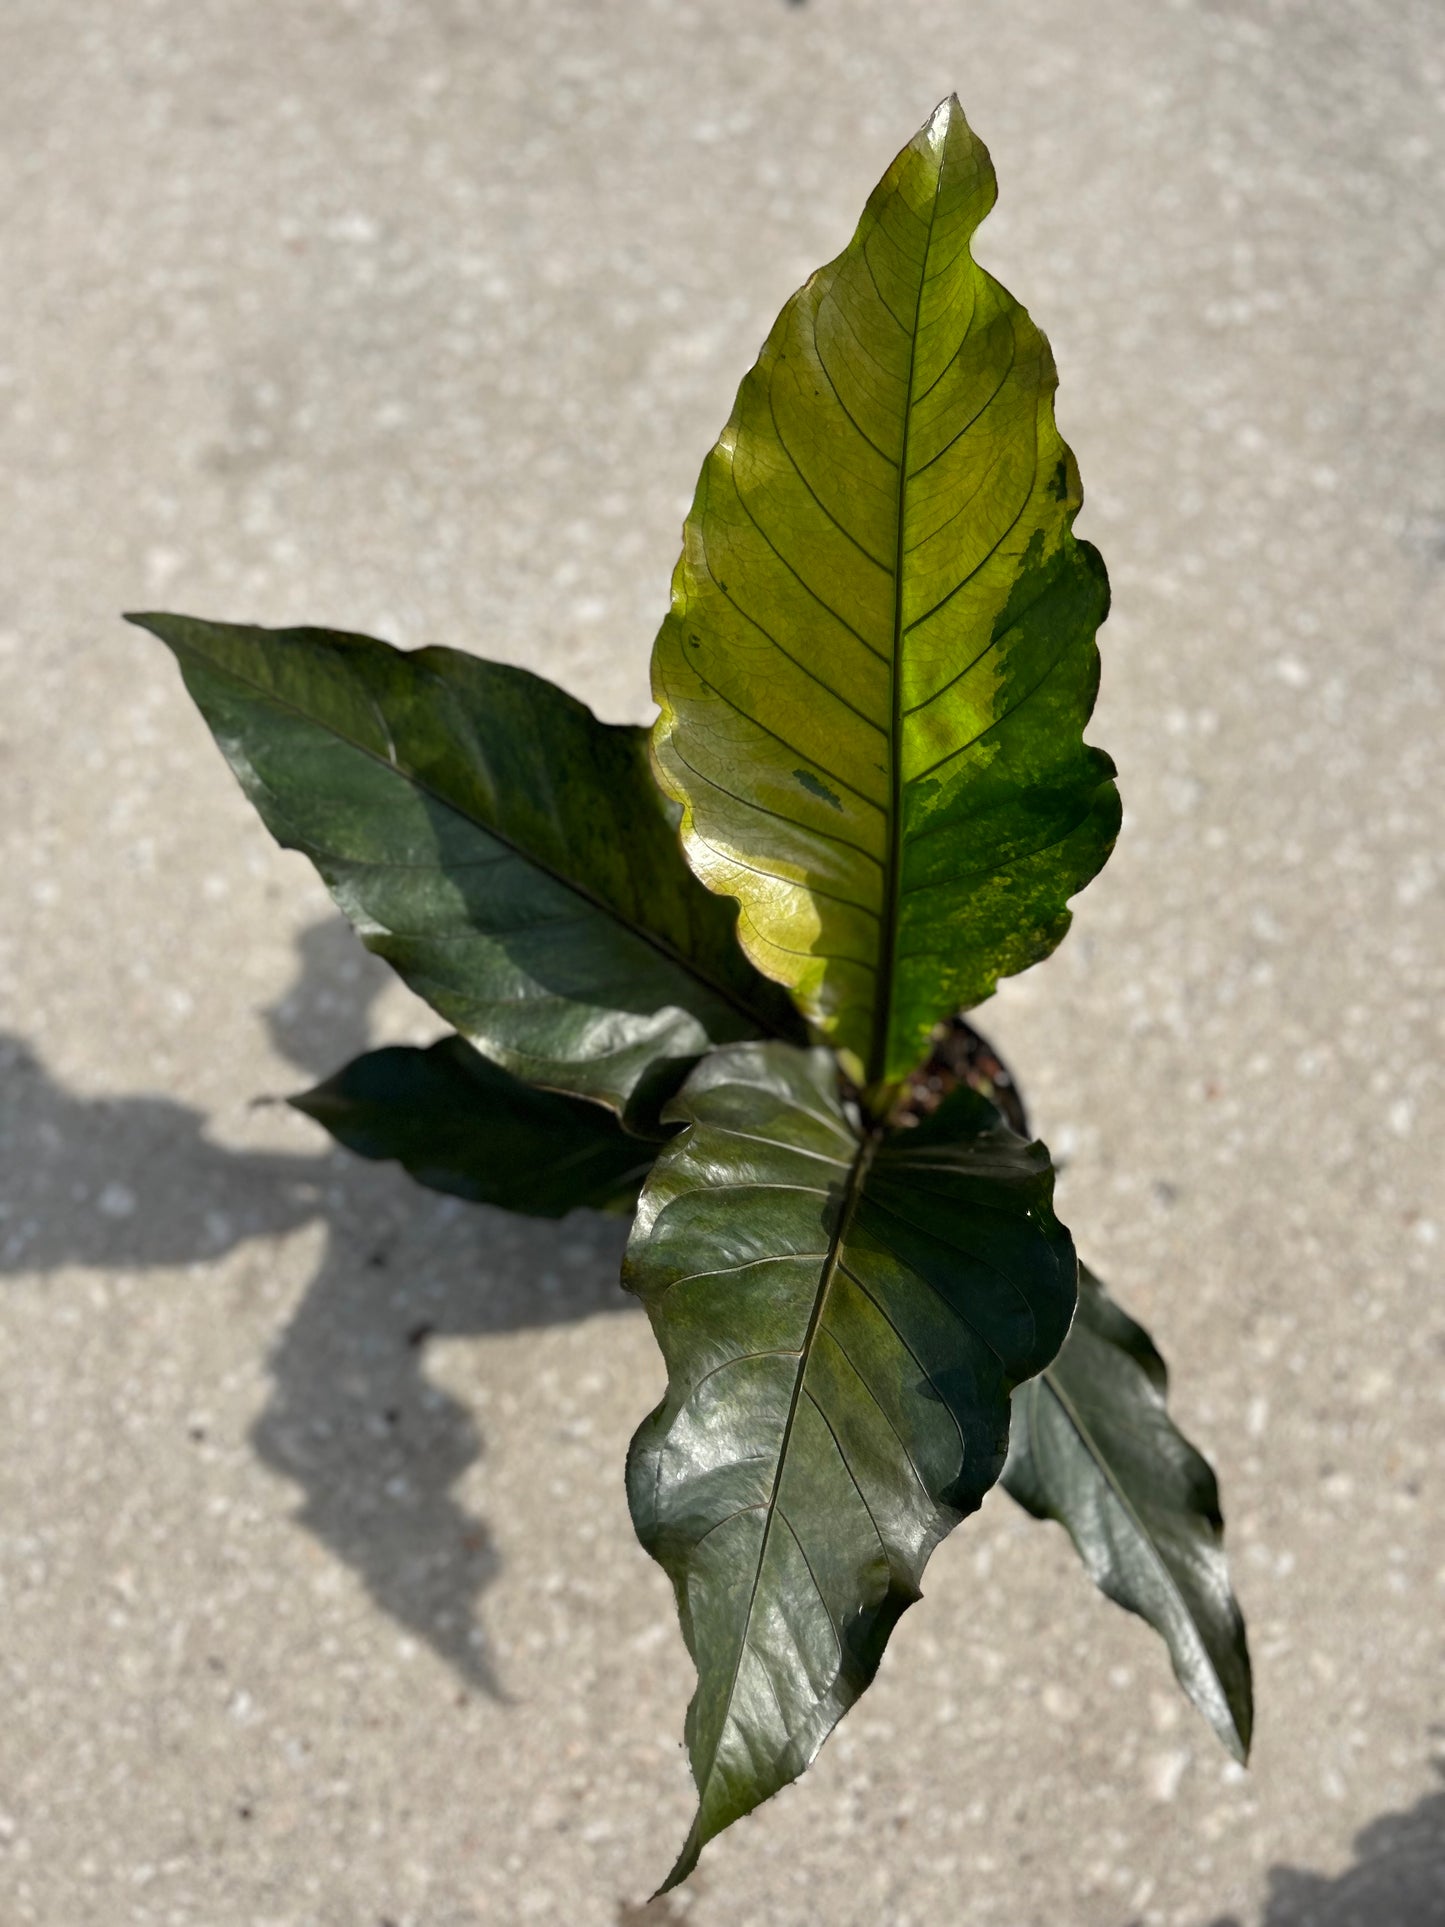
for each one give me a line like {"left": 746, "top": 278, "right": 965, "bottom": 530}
{"left": 698, "top": 1115, "right": 881, "bottom": 1806}
{"left": 1039, "top": 1359, "right": 1243, "bottom": 1754}
{"left": 870, "top": 150, "right": 949, "bottom": 1092}
{"left": 1036, "top": 1361, "right": 1226, "bottom": 1691}
{"left": 168, "top": 631, "right": 786, "bottom": 1042}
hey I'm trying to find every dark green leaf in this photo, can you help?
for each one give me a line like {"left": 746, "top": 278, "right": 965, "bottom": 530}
{"left": 131, "top": 615, "right": 802, "bottom": 1129}
{"left": 651, "top": 97, "right": 1119, "bottom": 1105}
{"left": 625, "top": 1042, "right": 1076, "bottom": 1888}
{"left": 1003, "top": 1265, "right": 1253, "bottom": 1761}
{"left": 291, "top": 1035, "right": 655, "bottom": 1217}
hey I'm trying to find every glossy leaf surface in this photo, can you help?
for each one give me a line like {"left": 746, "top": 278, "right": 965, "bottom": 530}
{"left": 1003, "top": 1265, "right": 1253, "bottom": 1760}
{"left": 625, "top": 1042, "right": 1076, "bottom": 1887}
{"left": 652, "top": 97, "right": 1119, "bottom": 1099}
{"left": 292, "top": 1035, "right": 655, "bottom": 1217}
{"left": 133, "top": 615, "right": 801, "bottom": 1129}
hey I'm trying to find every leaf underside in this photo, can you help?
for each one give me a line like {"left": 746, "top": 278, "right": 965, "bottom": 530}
{"left": 1003, "top": 1265, "right": 1253, "bottom": 1760}
{"left": 292, "top": 1035, "right": 655, "bottom": 1217}
{"left": 652, "top": 95, "right": 1119, "bottom": 1098}
{"left": 625, "top": 1041, "right": 1076, "bottom": 1889}
{"left": 130, "top": 615, "right": 802, "bottom": 1130}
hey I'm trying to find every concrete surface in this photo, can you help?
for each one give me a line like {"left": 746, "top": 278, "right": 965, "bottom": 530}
{"left": 2, "top": 1, "right": 1442, "bottom": 1922}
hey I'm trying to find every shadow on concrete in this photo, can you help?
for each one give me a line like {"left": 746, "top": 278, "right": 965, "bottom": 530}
{"left": 1202, "top": 1768, "right": 1445, "bottom": 1926}
{"left": 0, "top": 917, "right": 635, "bottom": 1697}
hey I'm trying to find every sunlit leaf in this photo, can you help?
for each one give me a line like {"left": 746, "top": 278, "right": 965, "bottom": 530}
{"left": 651, "top": 97, "right": 1118, "bottom": 1103}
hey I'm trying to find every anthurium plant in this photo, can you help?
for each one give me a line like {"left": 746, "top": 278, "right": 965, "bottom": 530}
{"left": 132, "top": 98, "right": 1250, "bottom": 1891}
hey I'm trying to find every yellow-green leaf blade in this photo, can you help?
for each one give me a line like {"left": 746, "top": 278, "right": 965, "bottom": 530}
{"left": 652, "top": 97, "right": 1119, "bottom": 1095}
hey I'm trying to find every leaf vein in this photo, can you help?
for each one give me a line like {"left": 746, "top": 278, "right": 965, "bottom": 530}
{"left": 835, "top": 1260, "right": 968, "bottom": 1462}
{"left": 761, "top": 380, "right": 896, "bottom": 576}
{"left": 666, "top": 660, "right": 882, "bottom": 810}
{"left": 666, "top": 743, "right": 884, "bottom": 865}
{"left": 801, "top": 1386, "right": 894, "bottom": 1581}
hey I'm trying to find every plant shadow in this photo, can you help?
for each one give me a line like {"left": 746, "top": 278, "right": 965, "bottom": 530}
{"left": 1, "top": 916, "right": 635, "bottom": 1698}
{"left": 1200, "top": 1767, "right": 1445, "bottom": 1926}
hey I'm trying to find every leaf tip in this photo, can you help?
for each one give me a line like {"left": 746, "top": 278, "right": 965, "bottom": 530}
{"left": 1209, "top": 1695, "right": 1252, "bottom": 1768}
{"left": 285, "top": 1086, "right": 323, "bottom": 1123}
{"left": 1224, "top": 1682, "right": 1254, "bottom": 1766}
{"left": 653, "top": 1816, "right": 704, "bottom": 1897}
{"left": 925, "top": 92, "right": 973, "bottom": 144}
{"left": 923, "top": 94, "right": 960, "bottom": 146}
{"left": 124, "top": 610, "right": 189, "bottom": 652}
